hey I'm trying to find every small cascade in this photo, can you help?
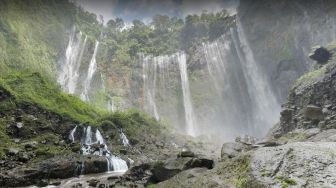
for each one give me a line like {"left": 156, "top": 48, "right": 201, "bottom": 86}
{"left": 69, "top": 126, "right": 128, "bottom": 173}
{"left": 58, "top": 27, "right": 87, "bottom": 94}
{"left": 80, "top": 41, "right": 100, "bottom": 101}
{"left": 177, "top": 53, "right": 197, "bottom": 136}
{"left": 107, "top": 99, "right": 116, "bottom": 112}
{"left": 119, "top": 129, "right": 130, "bottom": 146}
{"left": 69, "top": 125, "right": 77, "bottom": 143}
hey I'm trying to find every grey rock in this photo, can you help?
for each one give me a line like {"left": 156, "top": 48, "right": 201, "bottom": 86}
{"left": 6, "top": 148, "right": 20, "bottom": 156}
{"left": 18, "top": 152, "right": 30, "bottom": 163}
{"left": 88, "top": 178, "right": 99, "bottom": 187}
{"left": 304, "top": 105, "right": 324, "bottom": 120}
{"left": 251, "top": 142, "right": 336, "bottom": 187}
{"left": 221, "top": 142, "right": 248, "bottom": 159}
{"left": 178, "top": 150, "right": 195, "bottom": 158}
{"left": 16, "top": 122, "right": 23, "bottom": 129}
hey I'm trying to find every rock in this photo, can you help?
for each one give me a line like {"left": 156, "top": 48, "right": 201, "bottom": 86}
{"left": 309, "top": 46, "right": 331, "bottom": 64}
{"left": 6, "top": 148, "right": 20, "bottom": 156}
{"left": 221, "top": 142, "right": 248, "bottom": 159}
{"left": 304, "top": 105, "right": 324, "bottom": 120}
{"left": 251, "top": 142, "right": 336, "bottom": 187}
{"left": 18, "top": 152, "right": 30, "bottom": 162}
{"left": 16, "top": 122, "right": 23, "bottom": 129}
{"left": 88, "top": 178, "right": 99, "bottom": 187}
{"left": 178, "top": 150, "right": 195, "bottom": 158}
{"left": 37, "top": 179, "right": 48, "bottom": 187}
{"left": 183, "top": 158, "right": 214, "bottom": 170}
{"left": 24, "top": 141, "right": 38, "bottom": 150}
{"left": 82, "top": 156, "right": 108, "bottom": 174}
{"left": 120, "top": 149, "right": 127, "bottom": 155}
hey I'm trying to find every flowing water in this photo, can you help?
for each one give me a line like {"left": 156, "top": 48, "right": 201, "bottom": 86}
{"left": 141, "top": 54, "right": 160, "bottom": 121}
{"left": 177, "top": 53, "right": 197, "bottom": 136}
{"left": 80, "top": 41, "right": 99, "bottom": 101}
{"left": 58, "top": 27, "right": 87, "bottom": 94}
{"left": 69, "top": 126, "right": 128, "bottom": 173}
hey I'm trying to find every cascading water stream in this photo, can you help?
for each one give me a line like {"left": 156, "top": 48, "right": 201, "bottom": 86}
{"left": 177, "top": 53, "right": 197, "bottom": 136}
{"left": 119, "top": 129, "right": 130, "bottom": 147}
{"left": 58, "top": 27, "right": 87, "bottom": 94}
{"left": 142, "top": 54, "right": 160, "bottom": 121}
{"left": 69, "top": 126, "right": 128, "bottom": 173}
{"left": 80, "top": 41, "right": 99, "bottom": 101}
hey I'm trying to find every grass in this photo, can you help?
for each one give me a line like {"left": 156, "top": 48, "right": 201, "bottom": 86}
{"left": 0, "top": 71, "right": 104, "bottom": 124}
{"left": 292, "top": 65, "right": 327, "bottom": 89}
{"left": 275, "top": 176, "right": 297, "bottom": 188}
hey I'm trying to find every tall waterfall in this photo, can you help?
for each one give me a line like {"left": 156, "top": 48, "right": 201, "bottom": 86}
{"left": 140, "top": 52, "right": 197, "bottom": 135}
{"left": 142, "top": 54, "right": 160, "bottom": 120}
{"left": 80, "top": 41, "right": 99, "bottom": 101}
{"left": 177, "top": 53, "right": 196, "bottom": 136}
{"left": 199, "top": 19, "right": 280, "bottom": 139}
{"left": 69, "top": 126, "right": 128, "bottom": 172}
{"left": 58, "top": 27, "right": 87, "bottom": 94}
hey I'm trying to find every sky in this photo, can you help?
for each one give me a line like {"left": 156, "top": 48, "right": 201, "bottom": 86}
{"left": 73, "top": 0, "right": 239, "bottom": 24}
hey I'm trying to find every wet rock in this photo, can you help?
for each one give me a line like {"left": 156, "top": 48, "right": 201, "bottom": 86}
{"left": 18, "top": 152, "right": 30, "bottom": 163}
{"left": 37, "top": 179, "right": 48, "bottom": 187}
{"left": 88, "top": 178, "right": 99, "bottom": 187}
{"left": 304, "top": 105, "right": 324, "bottom": 120}
{"left": 6, "top": 148, "right": 20, "bottom": 156}
{"left": 82, "top": 156, "right": 108, "bottom": 174}
{"left": 178, "top": 150, "right": 195, "bottom": 158}
{"left": 309, "top": 46, "right": 331, "bottom": 64}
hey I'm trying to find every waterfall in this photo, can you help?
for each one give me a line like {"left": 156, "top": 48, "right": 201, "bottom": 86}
{"left": 142, "top": 54, "right": 160, "bottom": 120}
{"left": 177, "top": 53, "right": 197, "bottom": 136}
{"left": 69, "top": 125, "right": 77, "bottom": 143}
{"left": 58, "top": 27, "right": 87, "bottom": 94}
{"left": 107, "top": 99, "right": 116, "bottom": 112}
{"left": 235, "top": 18, "right": 280, "bottom": 133}
{"left": 80, "top": 41, "right": 99, "bottom": 101}
{"left": 119, "top": 129, "right": 130, "bottom": 146}
{"left": 199, "top": 19, "right": 280, "bottom": 139}
{"left": 70, "top": 126, "right": 128, "bottom": 173}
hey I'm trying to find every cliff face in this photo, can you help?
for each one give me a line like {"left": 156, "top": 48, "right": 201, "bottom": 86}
{"left": 272, "top": 45, "right": 336, "bottom": 140}
{"left": 238, "top": 0, "right": 336, "bottom": 102}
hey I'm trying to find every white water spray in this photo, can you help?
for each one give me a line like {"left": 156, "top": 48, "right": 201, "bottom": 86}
{"left": 177, "top": 53, "right": 197, "bottom": 136}
{"left": 58, "top": 27, "right": 87, "bottom": 94}
{"left": 81, "top": 41, "right": 99, "bottom": 101}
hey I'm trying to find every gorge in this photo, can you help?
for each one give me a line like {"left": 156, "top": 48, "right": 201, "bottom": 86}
{"left": 1, "top": 0, "right": 336, "bottom": 187}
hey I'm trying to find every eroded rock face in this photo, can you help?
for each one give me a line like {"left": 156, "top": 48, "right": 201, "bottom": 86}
{"left": 251, "top": 142, "right": 336, "bottom": 187}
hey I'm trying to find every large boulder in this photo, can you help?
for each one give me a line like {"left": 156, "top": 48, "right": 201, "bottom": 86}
{"left": 221, "top": 142, "right": 249, "bottom": 159}
{"left": 251, "top": 142, "right": 336, "bottom": 187}
{"left": 309, "top": 46, "right": 331, "bottom": 64}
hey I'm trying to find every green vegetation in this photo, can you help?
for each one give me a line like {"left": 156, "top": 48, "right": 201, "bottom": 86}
{"left": 275, "top": 176, "right": 297, "bottom": 188}
{"left": 293, "top": 65, "right": 327, "bottom": 89}
{"left": 99, "top": 109, "right": 163, "bottom": 137}
{"left": 0, "top": 0, "right": 76, "bottom": 77}
{"left": 0, "top": 71, "right": 103, "bottom": 124}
